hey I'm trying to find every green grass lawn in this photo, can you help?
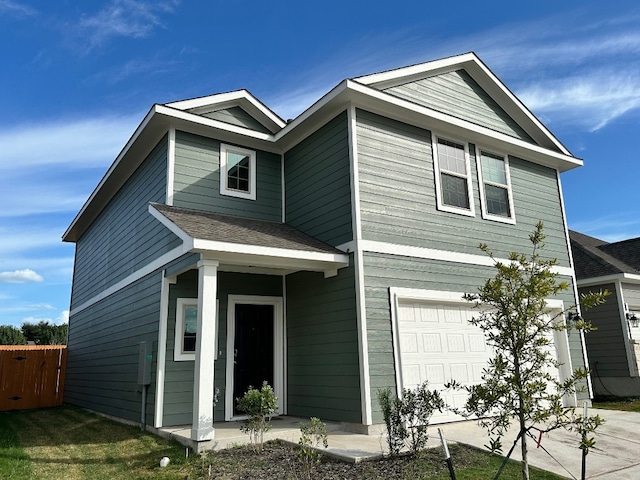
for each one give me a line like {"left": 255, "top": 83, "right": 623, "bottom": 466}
{"left": 593, "top": 397, "right": 640, "bottom": 413}
{"left": 0, "top": 406, "right": 567, "bottom": 479}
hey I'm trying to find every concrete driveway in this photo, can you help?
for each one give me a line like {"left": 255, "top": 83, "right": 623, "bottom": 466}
{"left": 439, "top": 408, "right": 640, "bottom": 479}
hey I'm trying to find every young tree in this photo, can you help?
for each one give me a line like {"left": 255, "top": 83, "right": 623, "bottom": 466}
{"left": 0, "top": 325, "right": 26, "bottom": 345}
{"left": 448, "top": 222, "right": 607, "bottom": 480}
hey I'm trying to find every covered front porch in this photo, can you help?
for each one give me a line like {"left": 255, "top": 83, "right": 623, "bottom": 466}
{"left": 150, "top": 203, "right": 352, "bottom": 444}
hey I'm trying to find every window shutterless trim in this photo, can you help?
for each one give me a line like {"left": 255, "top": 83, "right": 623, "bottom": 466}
{"left": 432, "top": 134, "right": 475, "bottom": 217}
{"left": 475, "top": 147, "right": 516, "bottom": 224}
{"left": 174, "top": 297, "right": 219, "bottom": 361}
{"left": 220, "top": 143, "right": 256, "bottom": 200}
{"left": 174, "top": 298, "right": 198, "bottom": 361}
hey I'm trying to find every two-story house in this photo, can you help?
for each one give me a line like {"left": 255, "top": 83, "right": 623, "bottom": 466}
{"left": 63, "top": 52, "right": 589, "bottom": 448}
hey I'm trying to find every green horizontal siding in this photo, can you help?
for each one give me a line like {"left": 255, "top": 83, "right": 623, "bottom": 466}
{"left": 71, "top": 136, "right": 180, "bottom": 308}
{"left": 362, "top": 251, "right": 587, "bottom": 424}
{"left": 286, "top": 262, "right": 361, "bottom": 423}
{"left": 65, "top": 271, "right": 162, "bottom": 426}
{"left": 356, "top": 109, "right": 571, "bottom": 266}
{"left": 173, "top": 130, "right": 281, "bottom": 221}
{"left": 285, "top": 111, "right": 353, "bottom": 246}
{"left": 384, "top": 69, "right": 533, "bottom": 142}
{"left": 580, "top": 284, "right": 630, "bottom": 377}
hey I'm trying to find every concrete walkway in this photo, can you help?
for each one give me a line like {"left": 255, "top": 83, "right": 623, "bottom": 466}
{"left": 438, "top": 408, "right": 640, "bottom": 479}
{"left": 159, "top": 409, "right": 640, "bottom": 479}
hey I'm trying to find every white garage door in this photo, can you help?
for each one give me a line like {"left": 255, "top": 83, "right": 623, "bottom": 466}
{"left": 396, "top": 301, "right": 488, "bottom": 424}
{"left": 395, "top": 300, "right": 568, "bottom": 424}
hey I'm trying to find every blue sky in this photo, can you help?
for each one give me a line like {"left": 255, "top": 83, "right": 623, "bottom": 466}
{"left": 1, "top": 0, "right": 639, "bottom": 328}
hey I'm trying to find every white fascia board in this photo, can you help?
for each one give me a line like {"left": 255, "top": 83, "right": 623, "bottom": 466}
{"left": 63, "top": 105, "right": 157, "bottom": 241}
{"left": 577, "top": 273, "right": 640, "bottom": 287}
{"left": 166, "top": 90, "right": 286, "bottom": 131}
{"left": 193, "top": 238, "right": 349, "bottom": 265}
{"left": 148, "top": 204, "right": 194, "bottom": 247}
{"left": 345, "top": 81, "right": 581, "bottom": 171}
{"left": 275, "top": 80, "right": 350, "bottom": 143}
{"left": 155, "top": 105, "right": 275, "bottom": 142}
{"left": 355, "top": 52, "right": 478, "bottom": 87}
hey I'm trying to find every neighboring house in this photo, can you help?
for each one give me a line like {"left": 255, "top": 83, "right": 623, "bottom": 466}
{"left": 569, "top": 230, "right": 640, "bottom": 396}
{"left": 63, "top": 52, "right": 589, "bottom": 447}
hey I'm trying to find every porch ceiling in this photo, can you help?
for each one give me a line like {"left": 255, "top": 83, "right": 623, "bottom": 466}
{"left": 149, "top": 203, "right": 350, "bottom": 276}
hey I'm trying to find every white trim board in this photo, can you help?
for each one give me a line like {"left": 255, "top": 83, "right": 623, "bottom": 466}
{"left": 154, "top": 274, "right": 175, "bottom": 428}
{"left": 337, "top": 240, "right": 574, "bottom": 277}
{"left": 70, "top": 244, "right": 188, "bottom": 316}
{"left": 348, "top": 106, "right": 373, "bottom": 425}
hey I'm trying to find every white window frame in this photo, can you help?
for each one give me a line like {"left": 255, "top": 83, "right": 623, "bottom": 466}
{"left": 432, "top": 134, "right": 475, "bottom": 217}
{"left": 219, "top": 143, "right": 256, "bottom": 200}
{"left": 476, "top": 147, "right": 516, "bottom": 224}
{"left": 174, "top": 298, "right": 219, "bottom": 361}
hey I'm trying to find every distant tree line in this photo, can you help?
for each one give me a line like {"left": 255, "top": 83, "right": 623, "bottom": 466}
{"left": 0, "top": 321, "right": 68, "bottom": 345}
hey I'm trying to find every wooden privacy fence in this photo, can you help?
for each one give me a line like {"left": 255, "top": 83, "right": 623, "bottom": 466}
{"left": 0, "top": 345, "right": 67, "bottom": 411}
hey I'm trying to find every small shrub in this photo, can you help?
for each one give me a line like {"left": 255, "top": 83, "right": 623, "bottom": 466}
{"left": 378, "top": 382, "right": 443, "bottom": 456}
{"left": 401, "top": 382, "right": 444, "bottom": 455}
{"left": 378, "top": 387, "right": 407, "bottom": 456}
{"left": 297, "top": 417, "right": 328, "bottom": 479}
{"left": 236, "top": 381, "right": 278, "bottom": 452}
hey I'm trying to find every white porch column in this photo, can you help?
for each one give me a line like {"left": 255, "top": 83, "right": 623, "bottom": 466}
{"left": 191, "top": 259, "right": 219, "bottom": 441}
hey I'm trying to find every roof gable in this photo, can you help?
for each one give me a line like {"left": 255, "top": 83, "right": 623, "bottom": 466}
{"left": 166, "top": 90, "right": 286, "bottom": 134}
{"left": 355, "top": 52, "right": 569, "bottom": 155}
{"left": 381, "top": 69, "right": 533, "bottom": 142}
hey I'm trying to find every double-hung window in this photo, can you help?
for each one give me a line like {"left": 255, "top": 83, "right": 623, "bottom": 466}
{"left": 220, "top": 143, "right": 256, "bottom": 200}
{"left": 433, "top": 136, "right": 475, "bottom": 216}
{"left": 477, "top": 149, "right": 515, "bottom": 223}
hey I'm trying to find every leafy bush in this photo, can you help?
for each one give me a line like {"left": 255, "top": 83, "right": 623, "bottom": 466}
{"left": 236, "top": 381, "right": 278, "bottom": 452}
{"left": 378, "top": 382, "right": 443, "bottom": 456}
{"left": 298, "top": 417, "right": 328, "bottom": 479}
{"left": 378, "top": 387, "right": 407, "bottom": 456}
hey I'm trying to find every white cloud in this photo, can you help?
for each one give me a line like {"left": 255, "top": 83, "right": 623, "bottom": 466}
{"left": 0, "top": 269, "right": 44, "bottom": 283}
{"left": 77, "top": 0, "right": 180, "bottom": 51}
{"left": 0, "top": 114, "right": 141, "bottom": 172}
{"left": 517, "top": 69, "right": 640, "bottom": 131}
{"left": 0, "top": 0, "right": 36, "bottom": 17}
{"left": 57, "top": 310, "right": 70, "bottom": 325}
{"left": 570, "top": 214, "right": 640, "bottom": 243}
{"left": 21, "top": 309, "right": 69, "bottom": 326}
{"left": 0, "top": 303, "right": 55, "bottom": 313}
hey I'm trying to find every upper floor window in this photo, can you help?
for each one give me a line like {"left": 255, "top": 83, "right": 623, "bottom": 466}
{"left": 433, "top": 136, "right": 475, "bottom": 216}
{"left": 477, "top": 149, "right": 515, "bottom": 224}
{"left": 220, "top": 143, "right": 256, "bottom": 200}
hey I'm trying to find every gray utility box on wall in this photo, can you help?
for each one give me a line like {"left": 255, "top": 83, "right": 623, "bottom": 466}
{"left": 138, "top": 341, "right": 152, "bottom": 386}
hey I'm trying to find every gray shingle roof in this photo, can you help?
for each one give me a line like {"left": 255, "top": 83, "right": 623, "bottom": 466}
{"left": 151, "top": 203, "right": 345, "bottom": 256}
{"left": 569, "top": 230, "right": 640, "bottom": 280}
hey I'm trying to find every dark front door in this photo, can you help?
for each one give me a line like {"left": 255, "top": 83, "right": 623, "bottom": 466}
{"left": 233, "top": 303, "right": 274, "bottom": 416}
